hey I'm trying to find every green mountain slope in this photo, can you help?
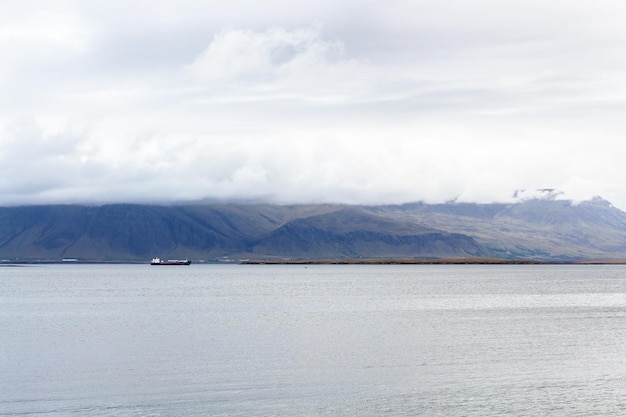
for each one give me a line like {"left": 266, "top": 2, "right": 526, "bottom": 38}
{"left": 250, "top": 207, "right": 486, "bottom": 259}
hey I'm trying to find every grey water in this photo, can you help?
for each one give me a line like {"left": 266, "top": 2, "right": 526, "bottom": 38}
{"left": 3, "top": 264, "right": 626, "bottom": 416}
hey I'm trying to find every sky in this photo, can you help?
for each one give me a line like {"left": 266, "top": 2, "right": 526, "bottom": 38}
{"left": 1, "top": 0, "right": 626, "bottom": 208}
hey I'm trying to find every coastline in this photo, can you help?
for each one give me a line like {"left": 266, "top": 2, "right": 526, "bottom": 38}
{"left": 3, "top": 257, "right": 626, "bottom": 265}
{"left": 241, "top": 258, "right": 626, "bottom": 265}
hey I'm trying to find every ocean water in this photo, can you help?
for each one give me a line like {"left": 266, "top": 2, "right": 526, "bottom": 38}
{"left": 2, "top": 263, "right": 626, "bottom": 416}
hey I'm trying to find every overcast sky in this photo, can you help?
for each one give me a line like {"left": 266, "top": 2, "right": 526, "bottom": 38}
{"left": 1, "top": 1, "right": 626, "bottom": 208}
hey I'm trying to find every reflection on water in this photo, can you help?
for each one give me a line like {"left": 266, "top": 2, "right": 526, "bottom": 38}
{"left": 2, "top": 264, "right": 626, "bottom": 416}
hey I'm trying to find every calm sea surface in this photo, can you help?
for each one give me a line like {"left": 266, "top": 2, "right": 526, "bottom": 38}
{"left": 2, "top": 264, "right": 626, "bottom": 416}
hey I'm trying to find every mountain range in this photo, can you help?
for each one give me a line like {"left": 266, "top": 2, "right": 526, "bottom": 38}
{"left": 1, "top": 195, "right": 626, "bottom": 262}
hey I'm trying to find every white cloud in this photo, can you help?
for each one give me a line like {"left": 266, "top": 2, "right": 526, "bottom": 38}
{"left": 0, "top": 10, "right": 90, "bottom": 48}
{"left": 184, "top": 28, "right": 336, "bottom": 81}
{"left": 182, "top": 27, "right": 373, "bottom": 107}
{"left": 2, "top": 1, "right": 626, "bottom": 209}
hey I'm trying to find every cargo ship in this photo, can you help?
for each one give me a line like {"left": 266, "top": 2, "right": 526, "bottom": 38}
{"left": 151, "top": 257, "right": 191, "bottom": 265}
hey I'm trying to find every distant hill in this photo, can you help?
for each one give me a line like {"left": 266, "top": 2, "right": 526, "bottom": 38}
{"left": 1, "top": 196, "right": 626, "bottom": 262}
{"left": 372, "top": 196, "right": 626, "bottom": 260}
